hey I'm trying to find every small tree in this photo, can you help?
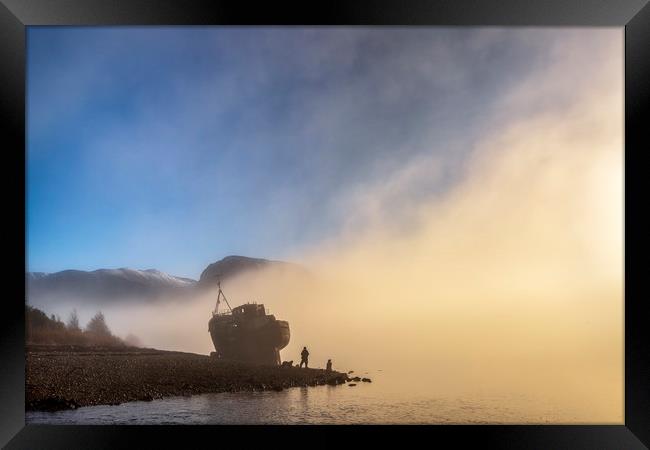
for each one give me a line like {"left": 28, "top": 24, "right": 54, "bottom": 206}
{"left": 67, "top": 309, "right": 81, "bottom": 332}
{"left": 85, "top": 311, "right": 112, "bottom": 337}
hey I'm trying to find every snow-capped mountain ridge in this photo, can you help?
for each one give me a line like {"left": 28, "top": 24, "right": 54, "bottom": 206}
{"left": 26, "top": 268, "right": 198, "bottom": 303}
{"left": 26, "top": 256, "right": 304, "bottom": 305}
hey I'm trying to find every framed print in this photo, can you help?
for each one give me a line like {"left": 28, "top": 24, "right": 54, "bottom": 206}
{"left": 1, "top": 0, "right": 648, "bottom": 448}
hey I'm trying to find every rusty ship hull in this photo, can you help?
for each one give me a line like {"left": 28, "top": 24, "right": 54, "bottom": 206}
{"left": 208, "top": 303, "right": 290, "bottom": 366}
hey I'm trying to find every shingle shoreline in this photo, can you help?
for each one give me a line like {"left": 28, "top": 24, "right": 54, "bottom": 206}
{"left": 26, "top": 345, "right": 348, "bottom": 411}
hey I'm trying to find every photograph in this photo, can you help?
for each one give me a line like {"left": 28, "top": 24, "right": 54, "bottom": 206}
{"left": 24, "top": 26, "right": 623, "bottom": 425}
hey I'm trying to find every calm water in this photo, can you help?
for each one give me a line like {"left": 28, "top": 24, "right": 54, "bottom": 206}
{"left": 26, "top": 369, "right": 598, "bottom": 424}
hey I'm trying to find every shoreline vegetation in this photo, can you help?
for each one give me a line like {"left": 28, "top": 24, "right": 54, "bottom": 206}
{"left": 26, "top": 305, "right": 139, "bottom": 348}
{"left": 26, "top": 345, "right": 349, "bottom": 412}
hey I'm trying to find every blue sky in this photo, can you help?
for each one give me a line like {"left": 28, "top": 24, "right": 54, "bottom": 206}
{"left": 27, "top": 27, "right": 599, "bottom": 278}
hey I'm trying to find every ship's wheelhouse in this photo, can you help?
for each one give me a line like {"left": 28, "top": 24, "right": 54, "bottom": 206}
{"left": 232, "top": 303, "right": 266, "bottom": 317}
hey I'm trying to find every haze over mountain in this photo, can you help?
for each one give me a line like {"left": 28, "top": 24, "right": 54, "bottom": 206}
{"left": 27, "top": 255, "right": 299, "bottom": 304}
{"left": 198, "top": 255, "right": 306, "bottom": 288}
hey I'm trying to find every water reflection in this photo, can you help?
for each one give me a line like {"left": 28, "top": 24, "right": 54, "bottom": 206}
{"left": 26, "top": 369, "right": 618, "bottom": 425}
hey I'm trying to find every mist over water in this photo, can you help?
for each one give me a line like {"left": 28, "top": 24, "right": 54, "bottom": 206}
{"left": 27, "top": 31, "right": 623, "bottom": 423}
{"left": 27, "top": 371, "right": 617, "bottom": 425}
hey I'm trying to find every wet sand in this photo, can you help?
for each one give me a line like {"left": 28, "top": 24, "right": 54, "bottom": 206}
{"left": 26, "top": 345, "right": 348, "bottom": 411}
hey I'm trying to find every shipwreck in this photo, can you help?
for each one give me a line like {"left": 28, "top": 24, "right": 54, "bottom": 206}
{"left": 208, "top": 282, "right": 290, "bottom": 366}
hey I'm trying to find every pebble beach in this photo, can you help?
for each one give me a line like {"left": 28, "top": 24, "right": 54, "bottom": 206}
{"left": 26, "top": 345, "right": 349, "bottom": 411}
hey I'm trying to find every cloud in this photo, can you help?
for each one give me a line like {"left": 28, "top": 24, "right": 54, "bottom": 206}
{"left": 225, "top": 28, "right": 622, "bottom": 421}
{"left": 28, "top": 28, "right": 574, "bottom": 274}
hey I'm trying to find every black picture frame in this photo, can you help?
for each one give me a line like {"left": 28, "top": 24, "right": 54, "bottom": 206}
{"left": 1, "top": 0, "right": 648, "bottom": 448}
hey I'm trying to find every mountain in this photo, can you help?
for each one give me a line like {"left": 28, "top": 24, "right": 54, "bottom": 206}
{"left": 27, "top": 268, "right": 197, "bottom": 303}
{"left": 198, "top": 255, "right": 284, "bottom": 287}
{"left": 26, "top": 255, "right": 304, "bottom": 304}
{"left": 198, "top": 255, "right": 309, "bottom": 288}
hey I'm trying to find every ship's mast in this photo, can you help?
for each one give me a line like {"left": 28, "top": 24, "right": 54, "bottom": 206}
{"left": 213, "top": 280, "right": 233, "bottom": 315}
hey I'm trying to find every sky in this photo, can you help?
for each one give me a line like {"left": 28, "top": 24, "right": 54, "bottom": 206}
{"left": 27, "top": 27, "right": 620, "bottom": 280}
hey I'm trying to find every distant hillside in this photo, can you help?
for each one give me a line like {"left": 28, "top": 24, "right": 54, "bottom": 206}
{"left": 27, "top": 268, "right": 196, "bottom": 303}
{"left": 26, "top": 255, "right": 305, "bottom": 304}
{"left": 198, "top": 255, "right": 297, "bottom": 287}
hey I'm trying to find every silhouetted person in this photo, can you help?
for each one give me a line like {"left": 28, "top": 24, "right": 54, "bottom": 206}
{"left": 326, "top": 359, "right": 332, "bottom": 372}
{"left": 300, "top": 347, "right": 309, "bottom": 368}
